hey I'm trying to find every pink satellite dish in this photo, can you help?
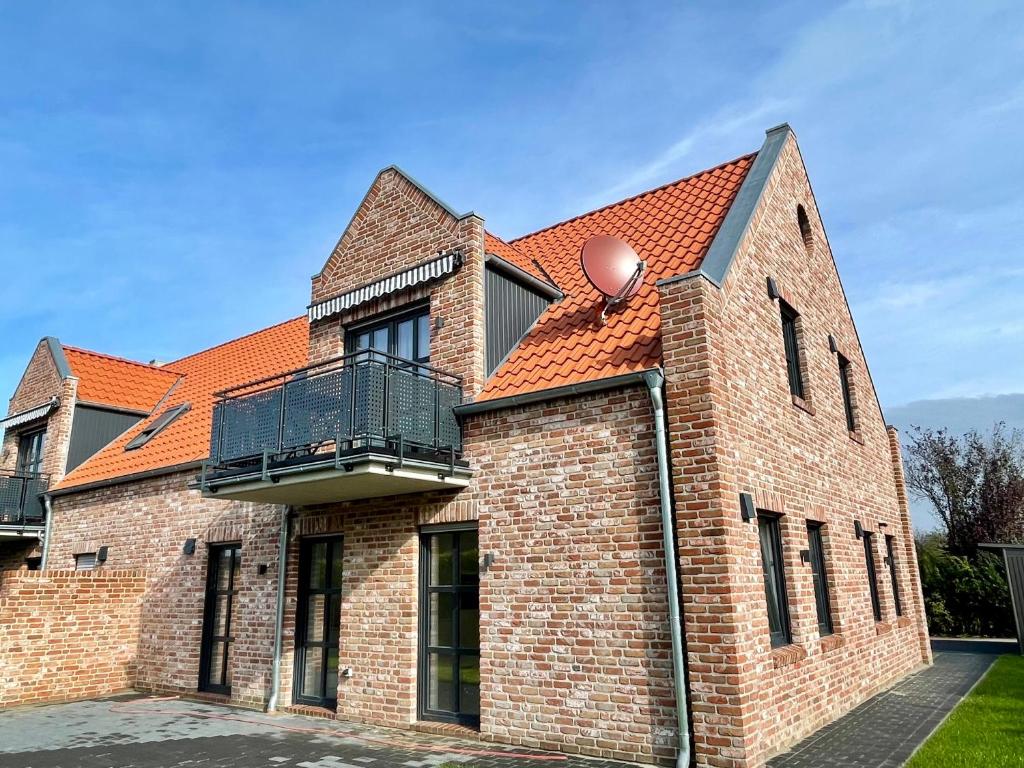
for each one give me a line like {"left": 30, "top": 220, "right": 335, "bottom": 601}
{"left": 580, "top": 235, "right": 645, "bottom": 322}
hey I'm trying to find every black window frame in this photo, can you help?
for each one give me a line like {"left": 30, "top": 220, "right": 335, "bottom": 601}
{"left": 125, "top": 402, "right": 191, "bottom": 451}
{"left": 885, "top": 534, "right": 903, "bottom": 617}
{"left": 863, "top": 532, "right": 882, "bottom": 622}
{"left": 806, "top": 522, "right": 834, "bottom": 636}
{"left": 838, "top": 354, "right": 856, "bottom": 432}
{"left": 293, "top": 536, "right": 344, "bottom": 709}
{"left": 345, "top": 302, "right": 431, "bottom": 366}
{"left": 418, "top": 523, "right": 480, "bottom": 728}
{"left": 16, "top": 428, "right": 46, "bottom": 475}
{"left": 199, "top": 542, "right": 241, "bottom": 695}
{"left": 758, "top": 513, "right": 792, "bottom": 648}
{"left": 780, "top": 302, "right": 805, "bottom": 399}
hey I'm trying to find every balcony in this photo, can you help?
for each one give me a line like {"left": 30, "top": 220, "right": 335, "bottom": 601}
{"left": 198, "top": 351, "right": 471, "bottom": 505}
{"left": 0, "top": 470, "right": 48, "bottom": 534}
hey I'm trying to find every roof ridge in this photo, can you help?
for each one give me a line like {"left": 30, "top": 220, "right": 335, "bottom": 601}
{"left": 509, "top": 151, "right": 758, "bottom": 245}
{"left": 168, "top": 315, "right": 306, "bottom": 367}
{"left": 63, "top": 345, "right": 183, "bottom": 376}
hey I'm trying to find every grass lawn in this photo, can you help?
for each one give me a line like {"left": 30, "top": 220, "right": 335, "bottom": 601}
{"left": 908, "top": 654, "right": 1024, "bottom": 767}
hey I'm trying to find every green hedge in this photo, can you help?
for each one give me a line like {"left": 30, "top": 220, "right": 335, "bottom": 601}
{"left": 917, "top": 537, "right": 1014, "bottom": 637}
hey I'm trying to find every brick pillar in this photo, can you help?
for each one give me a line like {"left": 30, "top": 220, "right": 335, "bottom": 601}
{"left": 886, "top": 426, "right": 932, "bottom": 665}
{"left": 659, "top": 274, "right": 757, "bottom": 767}
{"left": 42, "top": 377, "right": 78, "bottom": 485}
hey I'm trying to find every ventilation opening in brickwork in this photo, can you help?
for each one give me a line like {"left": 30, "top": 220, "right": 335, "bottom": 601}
{"left": 797, "top": 204, "right": 813, "bottom": 253}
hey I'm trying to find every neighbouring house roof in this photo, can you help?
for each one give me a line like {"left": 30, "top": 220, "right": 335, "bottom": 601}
{"left": 53, "top": 318, "right": 309, "bottom": 492}
{"left": 51, "top": 142, "right": 761, "bottom": 493}
{"left": 62, "top": 346, "right": 183, "bottom": 413}
{"left": 477, "top": 152, "right": 755, "bottom": 401}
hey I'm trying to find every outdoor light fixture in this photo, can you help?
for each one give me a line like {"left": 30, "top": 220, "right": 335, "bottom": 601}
{"left": 766, "top": 276, "right": 781, "bottom": 300}
{"left": 855, "top": 520, "right": 864, "bottom": 539}
{"left": 183, "top": 538, "right": 197, "bottom": 556}
{"left": 800, "top": 549, "right": 811, "bottom": 564}
{"left": 96, "top": 546, "right": 109, "bottom": 563}
{"left": 878, "top": 522, "right": 889, "bottom": 529}
{"left": 828, "top": 334, "right": 838, "bottom": 354}
{"left": 740, "top": 492, "right": 756, "bottom": 523}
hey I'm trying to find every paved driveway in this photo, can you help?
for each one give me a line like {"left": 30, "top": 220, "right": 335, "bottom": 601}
{"left": 0, "top": 694, "right": 638, "bottom": 768}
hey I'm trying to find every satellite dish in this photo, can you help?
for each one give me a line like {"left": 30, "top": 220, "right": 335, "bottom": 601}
{"left": 581, "top": 235, "right": 646, "bottom": 323}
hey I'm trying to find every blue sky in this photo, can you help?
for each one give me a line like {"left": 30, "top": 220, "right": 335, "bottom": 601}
{"left": 1, "top": 2, "right": 1022, "bottom": 524}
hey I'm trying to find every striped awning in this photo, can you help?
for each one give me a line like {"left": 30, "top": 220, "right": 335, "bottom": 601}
{"left": 309, "top": 250, "right": 463, "bottom": 322}
{"left": 0, "top": 400, "right": 56, "bottom": 431}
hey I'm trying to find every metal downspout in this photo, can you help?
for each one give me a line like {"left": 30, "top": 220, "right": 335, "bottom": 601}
{"left": 267, "top": 505, "right": 292, "bottom": 712}
{"left": 40, "top": 495, "right": 55, "bottom": 570}
{"left": 643, "top": 369, "right": 692, "bottom": 768}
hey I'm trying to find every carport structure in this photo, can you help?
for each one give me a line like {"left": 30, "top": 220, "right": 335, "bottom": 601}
{"left": 979, "top": 542, "right": 1024, "bottom": 654}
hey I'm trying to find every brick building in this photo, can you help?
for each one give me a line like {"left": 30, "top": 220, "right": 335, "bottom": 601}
{"left": 0, "top": 124, "right": 929, "bottom": 767}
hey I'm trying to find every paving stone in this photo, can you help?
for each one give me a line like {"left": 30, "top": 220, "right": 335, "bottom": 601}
{"left": 768, "top": 650, "right": 997, "bottom": 767}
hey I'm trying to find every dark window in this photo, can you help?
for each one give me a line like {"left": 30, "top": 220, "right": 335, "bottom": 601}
{"left": 807, "top": 523, "right": 834, "bottom": 636}
{"left": 797, "top": 205, "right": 814, "bottom": 251}
{"left": 885, "top": 534, "right": 903, "bottom": 617}
{"left": 199, "top": 544, "right": 241, "bottom": 695}
{"left": 419, "top": 526, "right": 480, "bottom": 726}
{"left": 125, "top": 403, "right": 190, "bottom": 451}
{"left": 780, "top": 303, "right": 805, "bottom": 399}
{"left": 347, "top": 305, "right": 430, "bottom": 365}
{"left": 294, "top": 537, "right": 343, "bottom": 708}
{"left": 863, "top": 532, "right": 882, "bottom": 621}
{"left": 758, "top": 514, "right": 792, "bottom": 647}
{"left": 838, "top": 354, "right": 856, "bottom": 432}
{"left": 16, "top": 429, "right": 46, "bottom": 475}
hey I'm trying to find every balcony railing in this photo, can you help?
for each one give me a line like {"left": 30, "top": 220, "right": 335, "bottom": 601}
{"left": 0, "top": 470, "right": 48, "bottom": 527}
{"left": 204, "top": 350, "right": 463, "bottom": 482}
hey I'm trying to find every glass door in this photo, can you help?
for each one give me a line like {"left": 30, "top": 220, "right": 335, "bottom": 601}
{"left": 16, "top": 429, "right": 46, "bottom": 475}
{"left": 419, "top": 527, "right": 480, "bottom": 726}
{"left": 199, "top": 544, "right": 241, "bottom": 694}
{"left": 294, "top": 537, "right": 343, "bottom": 708}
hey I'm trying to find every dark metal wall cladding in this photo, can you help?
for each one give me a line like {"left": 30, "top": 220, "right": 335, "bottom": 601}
{"left": 1007, "top": 550, "right": 1024, "bottom": 653}
{"left": 485, "top": 266, "right": 551, "bottom": 375}
{"left": 66, "top": 405, "right": 143, "bottom": 472}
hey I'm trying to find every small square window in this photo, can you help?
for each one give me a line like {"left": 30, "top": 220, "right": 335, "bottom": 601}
{"left": 75, "top": 553, "right": 97, "bottom": 571}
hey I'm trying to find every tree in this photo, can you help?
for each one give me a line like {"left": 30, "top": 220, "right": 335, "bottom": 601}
{"left": 904, "top": 423, "right": 1024, "bottom": 557}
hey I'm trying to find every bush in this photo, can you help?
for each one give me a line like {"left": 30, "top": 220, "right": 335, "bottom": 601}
{"left": 916, "top": 534, "right": 1014, "bottom": 637}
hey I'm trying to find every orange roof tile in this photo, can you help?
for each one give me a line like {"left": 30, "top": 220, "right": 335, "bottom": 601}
{"left": 53, "top": 151, "right": 753, "bottom": 491}
{"left": 484, "top": 231, "right": 550, "bottom": 284}
{"left": 478, "top": 153, "right": 755, "bottom": 401}
{"left": 63, "top": 346, "right": 182, "bottom": 413}
{"left": 55, "top": 317, "right": 309, "bottom": 491}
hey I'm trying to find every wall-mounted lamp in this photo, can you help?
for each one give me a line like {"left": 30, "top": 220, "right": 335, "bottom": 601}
{"left": 258, "top": 563, "right": 269, "bottom": 576}
{"left": 828, "top": 334, "right": 838, "bottom": 354}
{"left": 740, "top": 492, "right": 756, "bottom": 523}
{"left": 878, "top": 522, "right": 889, "bottom": 529}
{"left": 799, "top": 549, "right": 811, "bottom": 564}
{"left": 854, "top": 520, "right": 864, "bottom": 539}
{"left": 96, "top": 546, "right": 109, "bottom": 563}
{"left": 766, "top": 276, "right": 781, "bottom": 300}
{"left": 183, "top": 538, "right": 197, "bottom": 556}
{"left": 482, "top": 552, "right": 496, "bottom": 573}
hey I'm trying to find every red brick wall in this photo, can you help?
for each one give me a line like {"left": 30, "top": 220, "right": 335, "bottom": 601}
{"left": 308, "top": 167, "right": 487, "bottom": 397}
{"left": 46, "top": 474, "right": 284, "bottom": 709}
{"left": 0, "top": 568, "right": 145, "bottom": 708}
{"left": 659, "top": 134, "right": 930, "bottom": 767}
{"left": 2, "top": 341, "right": 77, "bottom": 484}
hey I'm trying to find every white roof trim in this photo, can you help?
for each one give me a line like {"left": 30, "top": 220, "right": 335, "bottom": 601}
{"left": 0, "top": 400, "right": 57, "bottom": 431}
{"left": 308, "top": 250, "right": 462, "bottom": 322}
